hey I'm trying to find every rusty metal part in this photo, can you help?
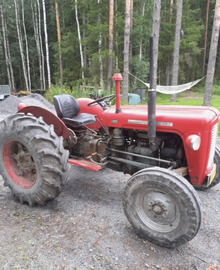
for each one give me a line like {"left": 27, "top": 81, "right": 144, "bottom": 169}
{"left": 174, "top": 167, "right": 188, "bottom": 177}
{"left": 11, "top": 142, "right": 36, "bottom": 181}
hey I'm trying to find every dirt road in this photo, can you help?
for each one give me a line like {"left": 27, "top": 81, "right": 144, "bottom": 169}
{"left": 0, "top": 95, "right": 219, "bottom": 270}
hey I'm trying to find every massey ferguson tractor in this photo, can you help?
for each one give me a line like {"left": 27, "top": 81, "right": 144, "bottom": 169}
{"left": 0, "top": 41, "right": 219, "bottom": 248}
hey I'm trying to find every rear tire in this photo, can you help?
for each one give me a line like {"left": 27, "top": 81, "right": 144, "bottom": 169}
{"left": 123, "top": 167, "right": 202, "bottom": 248}
{"left": 0, "top": 113, "right": 69, "bottom": 205}
{"left": 195, "top": 146, "right": 220, "bottom": 190}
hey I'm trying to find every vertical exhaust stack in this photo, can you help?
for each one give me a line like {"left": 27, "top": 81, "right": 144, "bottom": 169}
{"left": 112, "top": 73, "right": 123, "bottom": 113}
{"left": 148, "top": 37, "right": 156, "bottom": 150}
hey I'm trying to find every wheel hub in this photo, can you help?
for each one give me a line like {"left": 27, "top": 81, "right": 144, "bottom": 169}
{"left": 12, "top": 143, "right": 35, "bottom": 179}
{"left": 136, "top": 189, "right": 181, "bottom": 232}
{"left": 148, "top": 200, "right": 168, "bottom": 218}
{"left": 3, "top": 140, "right": 37, "bottom": 188}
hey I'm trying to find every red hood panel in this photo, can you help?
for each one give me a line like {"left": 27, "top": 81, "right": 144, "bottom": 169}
{"left": 103, "top": 105, "right": 219, "bottom": 134}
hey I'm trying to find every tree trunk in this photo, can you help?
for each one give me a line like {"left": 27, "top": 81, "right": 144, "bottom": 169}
{"left": 203, "top": 0, "right": 220, "bottom": 106}
{"left": 151, "top": 0, "right": 161, "bottom": 89}
{"left": 123, "top": 0, "right": 131, "bottom": 102}
{"left": 6, "top": 17, "right": 15, "bottom": 91}
{"left": 202, "top": 0, "right": 210, "bottom": 76}
{"left": 42, "top": 0, "right": 51, "bottom": 89}
{"left": 139, "top": 1, "right": 146, "bottom": 61}
{"left": 115, "top": 0, "right": 119, "bottom": 70}
{"left": 14, "top": 0, "right": 29, "bottom": 90}
{"left": 0, "top": 3, "right": 15, "bottom": 90}
{"left": 75, "top": 0, "right": 85, "bottom": 80}
{"left": 37, "top": 0, "right": 46, "bottom": 89}
{"left": 107, "top": 0, "right": 114, "bottom": 91}
{"left": 98, "top": 0, "right": 104, "bottom": 88}
{"left": 0, "top": 3, "right": 11, "bottom": 88}
{"left": 169, "top": 0, "right": 174, "bottom": 23}
{"left": 82, "top": 10, "right": 87, "bottom": 69}
{"left": 170, "top": 0, "right": 183, "bottom": 102}
{"left": 21, "top": 0, "right": 31, "bottom": 90}
{"left": 55, "top": 1, "right": 63, "bottom": 86}
{"left": 129, "top": 0, "right": 133, "bottom": 58}
{"left": 31, "top": 0, "right": 42, "bottom": 89}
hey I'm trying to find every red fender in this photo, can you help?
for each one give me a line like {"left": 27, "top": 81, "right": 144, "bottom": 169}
{"left": 17, "top": 105, "right": 70, "bottom": 139}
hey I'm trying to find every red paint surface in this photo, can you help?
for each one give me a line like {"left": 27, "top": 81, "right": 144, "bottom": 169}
{"left": 3, "top": 141, "right": 37, "bottom": 189}
{"left": 18, "top": 105, "right": 70, "bottom": 139}
{"left": 68, "top": 158, "right": 102, "bottom": 171}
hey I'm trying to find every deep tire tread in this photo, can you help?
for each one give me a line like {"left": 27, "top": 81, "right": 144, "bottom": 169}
{"left": 0, "top": 113, "right": 68, "bottom": 205}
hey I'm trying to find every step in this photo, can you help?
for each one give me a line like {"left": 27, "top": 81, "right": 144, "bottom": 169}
{"left": 68, "top": 158, "right": 102, "bottom": 171}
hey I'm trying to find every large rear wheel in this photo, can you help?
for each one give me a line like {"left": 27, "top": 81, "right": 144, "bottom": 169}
{"left": 0, "top": 113, "right": 69, "bottom": 205}
{"left": 123, "top": 167, "right": 202, "bottom": 248}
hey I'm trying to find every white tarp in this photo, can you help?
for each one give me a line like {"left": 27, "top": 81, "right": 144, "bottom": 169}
{"left": 129, "top": 72, "right": 204, "bottom": 95}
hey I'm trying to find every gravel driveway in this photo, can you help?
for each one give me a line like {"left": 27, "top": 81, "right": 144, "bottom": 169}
{"left": 0, "top": 95, "right": 219, "bottom": 270}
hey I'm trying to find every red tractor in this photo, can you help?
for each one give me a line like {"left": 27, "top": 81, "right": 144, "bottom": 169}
{"left": 0, "top": 72, "right": 219, "bottom": 248}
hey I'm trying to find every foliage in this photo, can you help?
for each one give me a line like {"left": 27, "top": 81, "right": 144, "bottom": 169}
{"left": 0, "top": 0, "right": 219, "bottom": 97}
{"left": 158, "top": 1, "right": 204, "bottom": 84}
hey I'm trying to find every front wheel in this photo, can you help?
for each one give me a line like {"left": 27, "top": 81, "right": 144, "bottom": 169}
{"left": 195, "top": 146, "right": 220, "bottom": 190}
{"left": 123, "top": 167, "right": 202, "bottom": 248}
{"left": 0, "top": 113, "right": 69, "bottom": 205}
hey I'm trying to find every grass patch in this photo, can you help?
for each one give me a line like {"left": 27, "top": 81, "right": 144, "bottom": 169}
{"left": 44, "top": 84, "right": 220, "bottom": 135}
{"left": 155, "top": 89, "right": 220, "bottom": 135}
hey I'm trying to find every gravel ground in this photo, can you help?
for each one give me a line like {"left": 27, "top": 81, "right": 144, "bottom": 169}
{"left": 0, "top": 95, "right": 219, "bottom": 270}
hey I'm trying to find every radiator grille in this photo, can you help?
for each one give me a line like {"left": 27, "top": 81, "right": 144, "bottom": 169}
{"left": 207, "top": 123, "right": 219, "bottom": 168}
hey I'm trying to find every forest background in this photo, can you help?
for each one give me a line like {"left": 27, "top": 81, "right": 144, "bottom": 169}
{"left": 0, "top": 0, "right": 219, "bottom": 103}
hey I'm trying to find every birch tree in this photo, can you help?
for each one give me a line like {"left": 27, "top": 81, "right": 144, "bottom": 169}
{"left": 31, "top": 0, "right": 42, "bottom": 89}
{"left": 202, "top": 0, "right": 210, "bottom": 76}
{"left": 98, "top": 0, "right": 104, "bottom": 88}
{"left": 139, "top": 1, "right": 146, "bottom": 62}
{"left": 115, "top": 0, "right": 119, "bottom": 71}
{"left": 37, "top": 0, "right": 46, "bottom": 89}
{"left": 123, "top": 0, "right": 131, "bottom": 102}
{"left": 42, "top": 0, "right": 51, "bottom": 89}
{"left": 21, "top": 0, "right": 31, "bottom": 90}
{"left": 107, "top": 0, "right": 114, "bottom": 91}
{"left": 151, "top": 0, "right": 161, "bottom": 89}
{"left": 14, "top": 0, "right": 29, "bottom": 90}
{"left": 203, "top": 0, "right": 220, "bottom": 106}
{"left": 170, "top": 0, "right": 183, "bottom": 102}
{"left": 0, "top": 3, "right": 15, "bottom": 90}
{"left": 75, "top": 0, "right": 85, "bottom": 80}
{"left": 55, "top": 0, "right": 63, "bottom": 86}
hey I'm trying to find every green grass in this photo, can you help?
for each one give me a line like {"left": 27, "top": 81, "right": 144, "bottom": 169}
{"left": 155, "top": 89, "right": 220, "bottom": 135}
{"left": 45, "top": 84, "right": 220, "bottom": 135}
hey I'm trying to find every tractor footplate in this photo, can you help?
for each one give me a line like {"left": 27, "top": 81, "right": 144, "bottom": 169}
{"left": 68, "top": 158, "right": 102, "bottom": 171}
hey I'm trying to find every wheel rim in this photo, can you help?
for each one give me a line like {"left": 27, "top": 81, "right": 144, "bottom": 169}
{"left": 136, "top": 188, "right": 180, "bottom": 233}
{"left": 3, "top": 140, "right": 37, "bottom": 189}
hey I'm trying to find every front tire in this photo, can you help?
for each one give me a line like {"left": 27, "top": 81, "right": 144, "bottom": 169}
{"left": 195, "top": 146, "right": 220, "bottom": 190}
{"left": 123, "top": 167, "right": 202, "bottom": 248}
{"left": 0, "top": 113, "right": 69, "bottom": 205}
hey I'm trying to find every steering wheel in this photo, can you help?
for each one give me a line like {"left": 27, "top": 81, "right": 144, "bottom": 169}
{"left": 87, "top": 94, "right": 115, "bottom": 107}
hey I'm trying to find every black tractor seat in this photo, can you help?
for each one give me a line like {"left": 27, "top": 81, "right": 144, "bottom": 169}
{"left": 53, "top": 94, "right": 96, "bottom": 128}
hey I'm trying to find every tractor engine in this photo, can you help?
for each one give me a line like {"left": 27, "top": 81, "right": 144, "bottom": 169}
{"left": 68, "top": 127, "right": 185, "bottom": 176}
{"left": 107, "top": 128, "right": 185, "bottom": 175}
{"left": 70, "top": 129, "right": 108, "bottom": 164}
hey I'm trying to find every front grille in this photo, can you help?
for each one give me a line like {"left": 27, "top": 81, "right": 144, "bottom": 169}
{"left": 207, "top": 123, "right": 219, "bottom": 168}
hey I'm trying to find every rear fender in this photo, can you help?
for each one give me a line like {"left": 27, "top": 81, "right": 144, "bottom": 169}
{"left": 17, "top": 105, "right": 69, "bottom": 139}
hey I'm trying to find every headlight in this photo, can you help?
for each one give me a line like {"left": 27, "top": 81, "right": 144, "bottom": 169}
{"left": 186, "top": 135, "right": 201, "bottom": 151}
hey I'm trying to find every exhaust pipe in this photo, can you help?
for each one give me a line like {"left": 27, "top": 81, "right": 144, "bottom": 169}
{"left": 112, "top": 73, "right": 123, "bottom": 113}
{"left": 148, "top": 37, "right": 156, "bottom": 150}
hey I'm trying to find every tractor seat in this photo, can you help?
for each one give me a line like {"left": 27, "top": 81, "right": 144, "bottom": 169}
{"left": 53, "top": 94, "right": 96, "bottom": 128}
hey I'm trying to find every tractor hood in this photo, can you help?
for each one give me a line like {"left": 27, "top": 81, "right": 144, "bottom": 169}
{"left": 102, "top": 104, "right": 219, "bottom": 135}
